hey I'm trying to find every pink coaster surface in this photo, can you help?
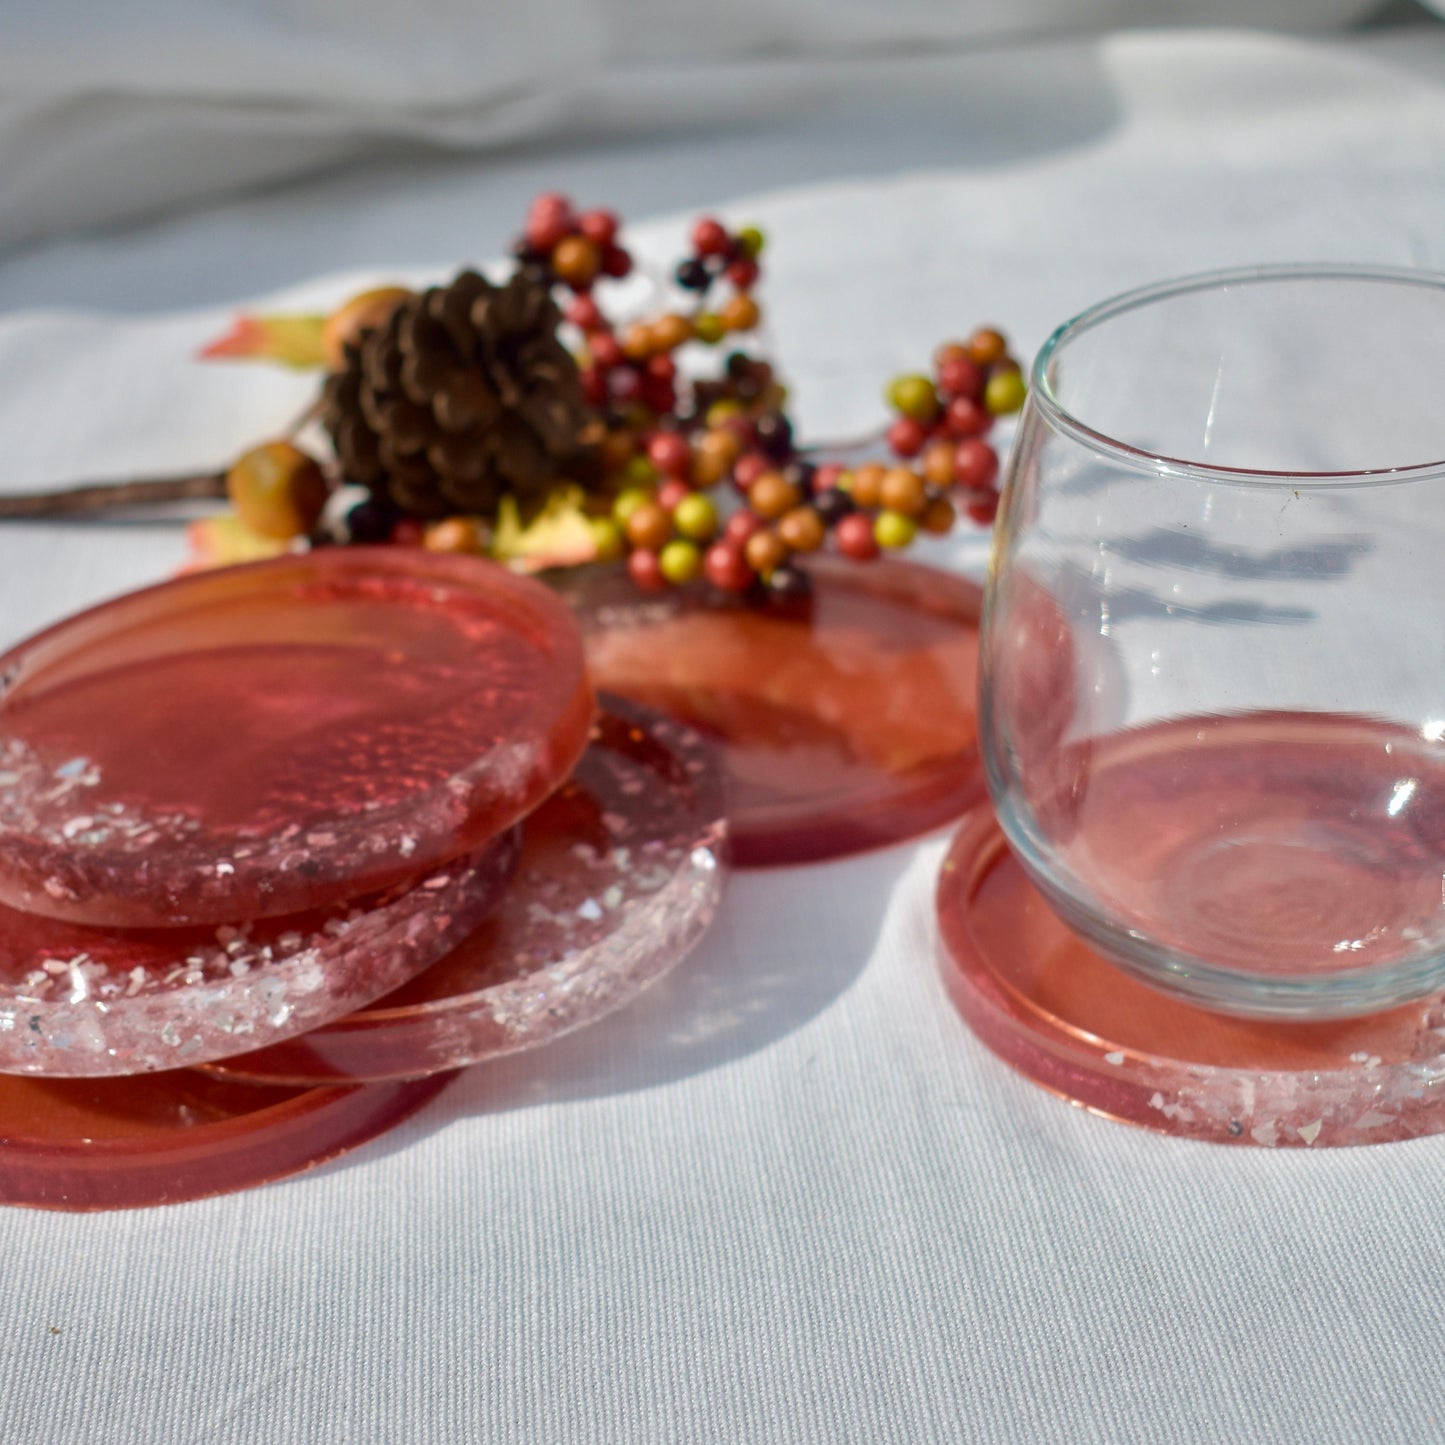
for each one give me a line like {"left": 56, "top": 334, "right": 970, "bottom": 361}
{"left": 569, "top": 557, "right": 985, "bottom": 866}
{"left": 210, "top": 698, "right": 727, "bottom": 1083}
{"left": 0, "top": 548, "right": 592, "bottom": 926}
{"left": 0, "top": 833, "right": 518, "bottom": 1076}
{"left": 0, "top": 1066, "right": 454, "bottom": 1212}
{"left": 937, "top": 799, "right": 1445, "bottom": 1147}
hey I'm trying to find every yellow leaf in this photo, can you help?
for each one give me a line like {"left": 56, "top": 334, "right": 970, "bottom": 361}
{"left": 490, "top": 488, "right": 601, "bottom": 573}
{"left": 198, "top": 313, "right": 329, "bottom": 369}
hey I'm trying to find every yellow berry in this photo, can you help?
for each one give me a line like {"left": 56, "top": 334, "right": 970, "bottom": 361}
{"left": 226, "top": 442, "right": 329, "bottom": 540}
{"left": 694, "top": 313, "right": 726, "bottom": 345}
{"left": 874, "top": 510, "right": 917, "bottom": 549}
{"left": 885, "top": 373, "right": 939, "bottom": 422}
{"left": 673, "top": 493, "right": 719, "bottom": 541}
{"left": 613, "top": 487, "right": 653, "bottom": 525}
{"left": 984, "top": 368, "right": 1027, "bottom": 415}
{"left": 659, "top": 539, "right": 702, "bottom": 585}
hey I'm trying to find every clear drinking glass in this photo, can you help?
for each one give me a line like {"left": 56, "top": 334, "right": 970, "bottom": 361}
{"left": 980, "top": 265, "right": 1445, "bottom": 1019}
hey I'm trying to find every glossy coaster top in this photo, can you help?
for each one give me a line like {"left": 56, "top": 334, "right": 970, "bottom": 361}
{"left": 0, "top": 1067, "right": 453, "bottom": 1211}
{"left": 937, "top": 800, "right": 1445, "bottom": 1148}
{"left": 567, "top": 557, "right": 983, "bottom": 866}
{"left": 0, "top": 832, "right": 518, "bottom": 1077}
{"left": 210, "top": 697, "right": 727, "bottom": 1084}
{"left": 0, "top": 548, "right": 592, "bottom": 927}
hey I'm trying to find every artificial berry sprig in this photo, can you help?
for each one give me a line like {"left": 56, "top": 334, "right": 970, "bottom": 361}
{"left": 0, "top": 193, "right": 1027, "bottom": 608}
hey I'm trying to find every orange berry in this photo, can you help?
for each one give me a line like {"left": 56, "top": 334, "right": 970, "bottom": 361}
{"left": 625, "top": 500, "right": 674, "bottom": 551}
{"left": 599, "top": 429, "right": 637, "bottom": 475}
{"left": 226, "top": 442, "right": 328, "bottom": 540}
{"left": 552, "top": 235, "right": 602, "bottom": 286}
{"left": 748, "top": 471, "right": 801, "bottom": 520}
{"left": 621, "top": 323, "right": 656, "bottom": 360}
{"left": 921, "top": 496, "right": 957, "bottom": 534}
{"left": 880, "top": 467, "right": 927, "bottom": 518}
{"left": 777, "top": 505, "right": 826, "bottom": 553}
{"left": 966, "top": 327, "right": 1008, "bottom": 367}
{"left": 744, "top": 529, "right": 790, "bottom": 577}
{"left": 423, "top": 516, "right": 486, "bottom": 554}
{"left": 921, "top": 438, "right": 956, "bottom": 488}
{"left": 651, "top": 313, "right": 694, "bottom": 352}
{"left": 720, "top": 294, "right": 761, "bottom": 332}
{"left": 848, "top": 462, "right": 886, "bottom": 509}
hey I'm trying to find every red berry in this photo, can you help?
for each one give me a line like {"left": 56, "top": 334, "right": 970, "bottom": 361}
{"left": 529, "top": 191, "right": 571, "bottom": 220}
{"left": 390, "top": 518, "right": 424, "bottom": 547}
{"left": 648, "top": 432, "right": 692, "bottom": 477}
{"left": 886, "top": 415, "right": 928, "bottom": 459}
{"left": 590, "top": 332, "right": 623, "bottom": 370}
{"left": 704, "top": 542, "right": 754, "bottom": 593}
{"left": 566, "top": 295, "right": 604, "bottom": 331}
{"left": 646, "top": 354, "right": 677, "bottom": 383}
{"left": 725, "top": 258, "right": 760, "bottom": 289}
{"left": 724, "top": 510, "right": 764, "bottom": 546}
{"left": 601, "top": 246, "right": 633, "bottom": 278}
{"left": 937, "top": 355, "right": 985, "bottom": 401}
{"left": 811, "top": 462, "right": 845, "bottom": 491}
{"left": 967, "top": 494, "right": 1000, "bottom": 526}
{"left": 657, "top": 478, "right": 692, "bottom": 512}
{"left": 692, "top": 217, "right": 731, "bottom": 257}
{"left": 577, "top": 209, "right": 619, "bottom": 247}
{"left": 954, "top": 438, "right": 999, "bottom": 491}
{"left": 641, "top": 378, "right": 677, "bottom": 414}
{"left": 580, "top": 367, "right": 606, "bottom": 405}
{"left": 609, "top": 366, "right": 644, "bottom": 403}
{"left": 628, "top": 547, "right": 668, "bottom": 591}
{"left": 733, "top": 452, "right": 771, "bottom": 491}
{"left": 943, "top": 396, "right": 993, "bottom": 440}
{"left": 835, "top": 512, "right": 881, "bottom": 562}
{"left": 524, "top": 212, "right": 572, "bottom": 253}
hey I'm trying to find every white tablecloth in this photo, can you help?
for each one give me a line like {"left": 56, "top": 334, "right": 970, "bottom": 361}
{"left": 3, "top": 27, "right": 1445, "bottom": 1444}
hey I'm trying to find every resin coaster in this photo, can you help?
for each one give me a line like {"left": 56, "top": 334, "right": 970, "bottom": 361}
{"left": 566, "top": 557, "right": 983, "bottom": 866}
{"left": 937, "top": 800, "right": 1445, "bottom": 1147}
{"left": 0, "top": 1067, "right": 454, "bottom": 1211}
{"left": 0, "top": 548, "right": 592, "bottom": 927}
{"left": 0, "top": 833, "right": 518, "bottom": 1077}
{"left": 208, "top": 697, "right": 727, "bottom": 1083}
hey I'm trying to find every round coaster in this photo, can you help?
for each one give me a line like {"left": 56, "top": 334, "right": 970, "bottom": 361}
{"left": 0, "top": 833, "right": 519, "bottom": 1077}
{"left": 208, "top": 697, "right": 727, "bottom": 1083}
{"left": 0, "top": 1067, "right": 454, "bottom": 1211}
{"left": 0, "top": 548, "right": 592, "bottom": 926}
{"left": 566, "top": 557, "right": 984, "bottom": 866}
{"left": 937, "top": 799, "right": 1445, "bottom": 1147}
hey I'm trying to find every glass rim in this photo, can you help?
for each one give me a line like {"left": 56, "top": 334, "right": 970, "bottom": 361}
{"left": 1031, "top": 262, "right": 1445, "bottom": 489}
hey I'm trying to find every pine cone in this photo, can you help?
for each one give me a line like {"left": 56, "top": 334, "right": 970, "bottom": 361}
{"left": 320, "top": 269, "right": 588, "bottom": 523}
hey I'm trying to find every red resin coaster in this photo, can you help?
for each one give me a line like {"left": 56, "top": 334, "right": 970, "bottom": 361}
{"left": 0, "top": 1066, "right": 454, "bottom": 1211}
{"left": 0, "top": 548, "right": 592, "bottom": 927}
{"left": 0, "top": 834, "right": 518, "bottom": 1077}
{"left": 937, "top": 800, "right": 1445, "bottom": 1147}
{"left": 209, "top": 697, "right": 727, "bottom": 1084}
{"left": 566, "top": 557, "right": 984, "bottom": 866}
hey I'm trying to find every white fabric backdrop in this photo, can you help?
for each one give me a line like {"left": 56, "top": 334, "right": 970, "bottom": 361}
{"left": 0, "top": 0, "right": 1387, "bottom": 251}
{"left": 2, "top": 22, "right": 1445, "bottom": 1445}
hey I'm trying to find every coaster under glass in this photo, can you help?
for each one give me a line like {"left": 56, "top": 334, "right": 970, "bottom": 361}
{"left": 209, "top": 697, "right": 727, "bottom": 1084}
{"left": 0, "top": 1066, "right": 454, "bottom": 1211}
{"left": 566, "top": 557, "right": 984, "bottom": 865}
{"left": 937, "top": 799, "right": 1445, "bottom": 1147}
{"left": 0, "top": 548, "right": 592, "bottom": 927}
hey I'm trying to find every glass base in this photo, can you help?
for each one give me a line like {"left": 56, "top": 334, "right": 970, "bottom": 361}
{"left": 565, "top": 557, "right": 984, "bottom": 866}
{"left": 208, "top": 698, "right": 727, "bottom": 1083}
{"left": 937, "top": 799, "right": 1445, "bottom": 1147}
{"left": 0, "top": 1067, "right": 453, "bottom": 1211}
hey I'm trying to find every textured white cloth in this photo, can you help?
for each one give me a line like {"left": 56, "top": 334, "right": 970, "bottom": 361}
{"left": 3, "top": 25, "right": 1445, "bottom": 1445}
{"left": 0, "top": 0, "right": 1385, "bottom": 251}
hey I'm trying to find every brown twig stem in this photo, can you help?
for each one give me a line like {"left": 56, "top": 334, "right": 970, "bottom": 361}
{"left": 0, "top": 472, "right": 228, "bottom": 519}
